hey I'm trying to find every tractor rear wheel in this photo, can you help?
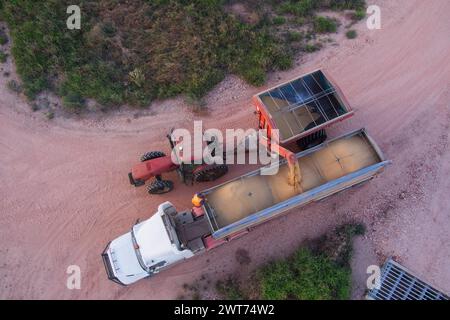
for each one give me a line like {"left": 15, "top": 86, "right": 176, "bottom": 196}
{"left": 297, "top": 129, "right": 327, "bottom": 151}
{"left": 147, "top": 180, "right": 174, "bottom": 195}
{"left": 141, "top": 151, "right": 166, "bottom": 162}
{"left": 193, "top": 164, "right": 228, "bottom": 182}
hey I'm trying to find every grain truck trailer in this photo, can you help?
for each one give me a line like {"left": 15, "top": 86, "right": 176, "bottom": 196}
{"left": 202, "top": 128, "right": 389, "bottom": 239}
{"left": 102, "top": 128, "right": 390, "bottom": 285}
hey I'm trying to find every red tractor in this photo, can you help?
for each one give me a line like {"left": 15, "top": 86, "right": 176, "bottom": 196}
{"left": 128, "top": 131, "right": 228, "bottom": 194}
{"left": 130, "top": 69, "right": 353, "bottom": 195}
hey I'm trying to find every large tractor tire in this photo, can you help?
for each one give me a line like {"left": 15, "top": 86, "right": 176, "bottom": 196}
{"left": 147, "top": 180, "right": 174, "bottom": 195}
{"left": 297, "top": 129, "right": 327, "bottom": 151}
{"left": 140, "top": 151, "right": 166, "bottom": 162}
{"left": 193, "top": 164, "right": 228, "bottom": 182}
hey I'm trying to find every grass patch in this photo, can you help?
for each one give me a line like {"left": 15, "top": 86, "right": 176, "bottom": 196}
{"left": 286, "top": 31, "right": 303, "bottom": 42}
{"left": 62, "top": 93, "right": 85, "bottom": 113}
{"left": 352, "top": 9, "right": 366, "bottom": 21}
{"left": 2, "top": 0, "right": 365, "bottom": 110}
{"left": 101, "top": 21, "right": 117, "bottom": 38}
{"left": 278, "top": 0, "right": 365, "bottom": 16}
{"left": 259, "top": 248, "right": 350, "bottom": 299}
{"left": 278, "top": 0, "right": 317, "bottom": 17}
{"left": 213, "top": 223, "right": 365, "bottom": 300}
{"left": 327, "top": 0, "right": 366, "bottom": 10}
{"left": 314, "top": 16, "right": 338, "bottom": 33}
{"left": 346, "top": 30, "right": 358, "bottom": 39}
{"left": 0, "top": 50, "right": 7, "bottom": 63}
{"left": 272, "top": 16, "right": 286, "bottom": 25}
{"left": 1, "top": 0, "right": 292, "bottom": 107}
{"left": 0, "top": 31, "right": 8, "bottom": 45}
{"left": 303, "top": 43, "right": 322, "bottom": 53}
{"left": 31, "top": 97, "right": 50, "bottom": 112}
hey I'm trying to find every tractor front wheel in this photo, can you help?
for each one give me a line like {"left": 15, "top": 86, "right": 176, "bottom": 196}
{"left": 141, "top": 151, "right": 166, "bottom": 162}
{"left": 193, "top": 164, "right": 228, "bottom": 182}
{"left": 147, "top": 180, "right": 174, "bottom": 195}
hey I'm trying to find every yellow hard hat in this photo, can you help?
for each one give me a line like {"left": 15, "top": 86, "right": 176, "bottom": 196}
{"left": 192, "top": 194, "right": 205, "bottom": 207}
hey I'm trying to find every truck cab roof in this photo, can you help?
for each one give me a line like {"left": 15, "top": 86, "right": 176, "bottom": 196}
{"left": 134, "top": 211, "right": 175, "bottom": 266}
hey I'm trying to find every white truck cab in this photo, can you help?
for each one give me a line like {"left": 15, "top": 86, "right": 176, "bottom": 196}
{"left": 102, "top": 202, "right": 194, "bottom": 285}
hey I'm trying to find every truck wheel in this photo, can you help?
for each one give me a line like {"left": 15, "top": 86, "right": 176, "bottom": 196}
{"left": 141, "top": 151, "right": 166, "bottom": 162}
{"left": 147, "top": 180, "right": 174, "bottom": 195}
{"left": 297, "top": 129, "right": 327, "bottom": 151}
{"left": 193, "top": 164, "right": 228, "bottom": 182}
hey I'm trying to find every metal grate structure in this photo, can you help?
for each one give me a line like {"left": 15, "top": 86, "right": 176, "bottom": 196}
{"left": 257, "top": 70, "right": 349, "bottom": 141}
{"left": 367, "top": 259, "right": 449, "bottom": 300}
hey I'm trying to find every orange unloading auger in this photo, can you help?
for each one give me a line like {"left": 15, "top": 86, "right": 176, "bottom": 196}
{"left": 259, "top": 136, "right": 303, "bottom": 193}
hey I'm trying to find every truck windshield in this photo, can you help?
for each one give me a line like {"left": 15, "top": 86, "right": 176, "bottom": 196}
{"left": 131, "top": 226, "right": 150, "bottom": 274}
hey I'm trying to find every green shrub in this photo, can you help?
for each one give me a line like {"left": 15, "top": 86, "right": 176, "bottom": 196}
{"left": 293, "top": 17, "right": 306, "bottom": 25}
{"left": 3, "top": 0, "right": 364, "bottom": 109}
{"left": 0, "top": 32, "right": 8, "bottom": 45}
{"left": 287, "top": 31, "right": 303, "bottom": 42}
{"left": 352, "top": 9, "right": 366, "bottom": 21}
{"left": 31, "top": 98, "right": 49, "bottom": 112}
{"left": 7, "top": 79, "right": 22, "bottom": 93}
{"left": 279, "top": 0, "right": 365, "bottom": 16}
{"left": 279, "top": 0, "right": 316, "bottom": 17}
{"left": 101, "top": 21, "right": 117, "bottom": 37}
{"left": 332, "top": 0, "right": 366, "bottom": 10}
{"left": 259, "top": 248, "right": 351, "bottom": 300}
{"left": 0, "top": 51, "right": 7, "bottom": 63}
{"left": 303, "top": 43, "right": 321, "bottom": 53}
{"left": 23, "top": 79, "right": 49, "bottom": 100}
{"left": 126, "top": 89, "right": 152, "bottom": 107}
{"left": 257, "top": 223, "right": 365, "bottom": 300}
{"left": 62, "top": 93, "right": 85, "bottom": 113}
{"left": 274, "top": 52, "right": 293, "bottom": 70}
{"left": 211, "top": 223, "right": 363, "bottom": 300}
{"left": 240, "top": 66, "right": 266, "bottom": 86}
{"left": 314, "top": 16, "right": 338, "bottom": 33}
{"left": 2, "top": 0, "right": 290, "bottom": 108}
{"left": 346, "top": 29, "right": 357, "bottom": 39}
{"left": 272, "top": 16, "right": 286, "bottom": 25}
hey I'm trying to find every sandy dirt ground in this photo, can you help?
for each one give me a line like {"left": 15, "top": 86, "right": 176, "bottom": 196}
{"left": 0, "top": 0, "right": 449, "bottom": 299}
